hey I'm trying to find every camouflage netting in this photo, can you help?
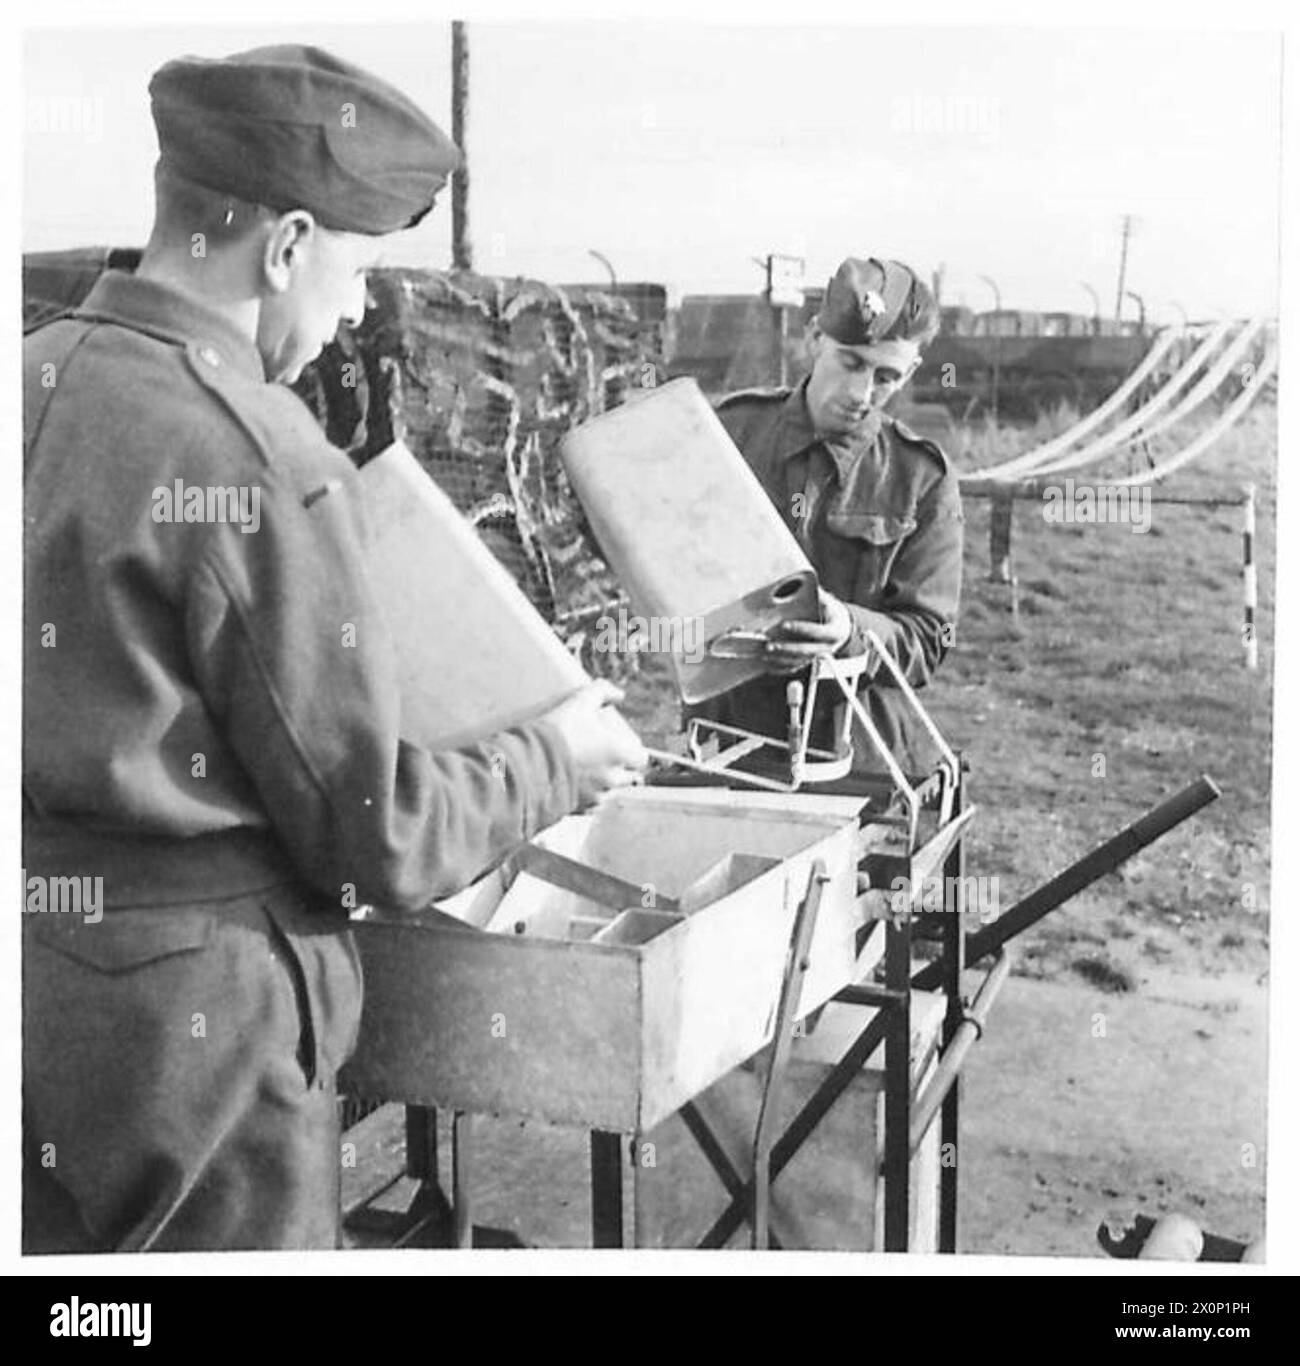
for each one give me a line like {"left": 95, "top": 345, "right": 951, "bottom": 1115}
{"left": 295, "top": 267, "right": 659, "bottom": 675}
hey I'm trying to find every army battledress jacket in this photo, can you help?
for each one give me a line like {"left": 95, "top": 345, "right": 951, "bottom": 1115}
{"left": 22, "top": 271, "right": 580, "bottom": 1250}
{"left": 700, "top": 381, "right": 964, "bottom": 774}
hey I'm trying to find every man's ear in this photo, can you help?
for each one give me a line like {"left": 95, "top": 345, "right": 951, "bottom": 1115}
{"left": 804, "top": 320, "right": 825, "bottom": 365}
{"left": 262, "top": 211, "right": 317, "bottom": 294}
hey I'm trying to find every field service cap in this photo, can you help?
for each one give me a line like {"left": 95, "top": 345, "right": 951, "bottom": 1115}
{"left": 817, "top": 257, "right": 928, "bottom": 345}
{"left": 149, "top": 44, "right": 461, "bottom": 235}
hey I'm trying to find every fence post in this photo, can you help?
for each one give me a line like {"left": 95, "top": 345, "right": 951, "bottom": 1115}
{"left": 987, "top": 490, "right": 1019, "bottom": 620}
{"left": 989, "top": 490, "right": 1014, "bottom": 584}
{"left": 1242, "top": 483, "right": 1257, "bottom": 669}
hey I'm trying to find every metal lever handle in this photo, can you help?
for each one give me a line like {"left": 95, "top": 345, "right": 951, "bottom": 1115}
{"left": 708, "top": 628, "right": 773, "bottom": 659}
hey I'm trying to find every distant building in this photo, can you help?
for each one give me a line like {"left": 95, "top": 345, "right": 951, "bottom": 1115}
{"left": 669, "top": 293, "right": 802, "bottom": 393}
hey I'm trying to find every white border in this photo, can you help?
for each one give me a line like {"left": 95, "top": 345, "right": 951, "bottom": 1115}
{"left": 3, "top": 0, "right": 1293, "bottom": 1281}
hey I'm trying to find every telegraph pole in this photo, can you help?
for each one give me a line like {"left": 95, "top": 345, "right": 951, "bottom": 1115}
{"left": 451, "top": 21, "right": 472, "bottom": 270}
{"left": 1114, "top": 214, "right": 1135, "bottom": 321}
{"left": 979, "top": 274, "right": 1002, "bottom": 423}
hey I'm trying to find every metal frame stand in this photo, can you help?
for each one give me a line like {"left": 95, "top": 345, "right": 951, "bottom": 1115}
{"left": 573, "top": 738, "right": 970, "bottom": 1252}
{"left": 347, "top": 765, "right": 1221, "bottom": 1251}
{"left": 669, "top": 759, "right": 975, "bottom": 1252}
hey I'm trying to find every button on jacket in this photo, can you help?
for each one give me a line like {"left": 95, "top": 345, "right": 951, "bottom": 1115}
{"left": 698, "top": 380, "right": 964, "bottom": 772}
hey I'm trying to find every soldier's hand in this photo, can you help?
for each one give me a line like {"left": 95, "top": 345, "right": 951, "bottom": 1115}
{"left": 541, "top": 681, "right": 648, "bottom": 806}
{"left": 763, "top": 591, "right": 853, "bottom": 672}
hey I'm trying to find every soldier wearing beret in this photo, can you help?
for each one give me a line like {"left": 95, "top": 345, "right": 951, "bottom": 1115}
{"left": 702, "top": 257, "right": 964, "bottom": 774}
{"left": 23, "top": 45, "right": 645, "bottom": 1252}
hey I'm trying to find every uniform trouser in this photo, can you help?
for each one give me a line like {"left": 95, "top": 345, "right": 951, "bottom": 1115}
{"left": 22, "top": 881, "right": 363, "bottom": 1253}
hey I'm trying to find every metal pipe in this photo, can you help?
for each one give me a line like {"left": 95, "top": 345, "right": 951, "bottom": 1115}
{"left": 1027, "top": 320, "right": 1249, "bottom": 478}
{"left": 964, "top": 328, "right": 1182, "bottom": 482}
{"left": 909, "top": 950, "right": 1012, "bottom": 1155}
{"left": 1043, "top": 319, "right": 1266, "bottom": 476}
{"left": 962, "top": 490, "right": 1259, "bottom": 508}
{"left": 1109, "top": 347, "right": 1277, "bottom": 487}
{"left": 912, "top": 775, "right": 1221, "bottom": 992}
{"left": 860, "top": 629, "right": 961, "bottom": 795}
{"left": 960, "top": 323, "right": 1246, "bottom": 496}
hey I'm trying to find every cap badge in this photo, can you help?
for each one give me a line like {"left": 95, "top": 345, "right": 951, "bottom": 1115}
{"left": 860, "top": 289, "right": 886, "bottom": 326}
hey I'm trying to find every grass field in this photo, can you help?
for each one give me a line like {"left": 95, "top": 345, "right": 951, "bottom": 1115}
{"left": 935, "top": 399, "right": 1274, "bottom": 989}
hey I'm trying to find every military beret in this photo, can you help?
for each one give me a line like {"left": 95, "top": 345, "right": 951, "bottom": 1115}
{"left": 150, "top": 44, "right": 461, "bottom": 235}
{"left": 817, "top": 257, "right": 937, "bottom": 346}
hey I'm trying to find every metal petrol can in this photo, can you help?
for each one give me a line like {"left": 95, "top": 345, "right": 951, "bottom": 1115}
{"left": 560, "top": 378, "right": 819, "bottom": 702}
{"left": 359, "top": 441, "right": 588, "bottom": 749}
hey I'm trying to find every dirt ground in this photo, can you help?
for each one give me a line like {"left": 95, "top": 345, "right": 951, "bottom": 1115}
{"left": 960, "top": 969, "right": 1266, "bottom": 1255}
{"left": 616, "top": 399, "right": 1275, "bottom": 1259}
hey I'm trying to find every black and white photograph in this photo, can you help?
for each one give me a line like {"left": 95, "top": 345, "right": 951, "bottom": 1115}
{"left": 9, "top": 0, "right": 1297, "bottom": 1298}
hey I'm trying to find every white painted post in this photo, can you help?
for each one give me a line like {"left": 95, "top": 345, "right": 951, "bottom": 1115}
{"left": 1242, "top": 483, "right": 1257, "bottom": 669}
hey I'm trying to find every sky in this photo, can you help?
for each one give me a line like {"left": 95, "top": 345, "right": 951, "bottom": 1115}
{"left": 22, "top": 20, "right": 1282, "bottom": 323}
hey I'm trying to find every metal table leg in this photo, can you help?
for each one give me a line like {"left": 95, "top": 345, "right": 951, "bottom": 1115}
{"left": 939, "top": 764, "right": 966, "bottom": 1253}
{"left": 452, "top": 1110, "right": 473, "bottom": 1249}
{"left": 882, "top": 915, "right": 913, "bottom": 1251}
{"left": 591, "top": 1130, "right": 625, "bottom": 1248}
{"left": 405, "top": 1104, "right": 438, "bottom": 1184}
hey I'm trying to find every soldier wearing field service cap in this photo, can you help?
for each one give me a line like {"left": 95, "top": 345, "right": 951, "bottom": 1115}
{"left": 698, "top": 256, "right": 964, "bottom": 774}
{"left": 23, "top": 44, "right": 645, "bottom": 1252}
